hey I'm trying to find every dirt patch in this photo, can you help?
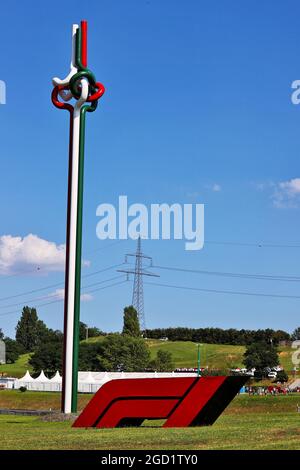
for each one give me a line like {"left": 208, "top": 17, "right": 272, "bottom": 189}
{"left": 41, "top": 413, "right": 78, "bottom": 422}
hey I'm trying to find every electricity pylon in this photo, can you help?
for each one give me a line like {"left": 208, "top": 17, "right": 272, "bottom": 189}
{"left": 118, "top": 237, "right": 159, "bottom": 330}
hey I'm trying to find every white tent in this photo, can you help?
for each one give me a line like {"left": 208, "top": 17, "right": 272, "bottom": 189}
{"left": 49, "top": 371, "right": 62, "bottom": 392}
{"left": 19, "top": 370, "right": 34, "bottom": 382}
{"left": 50, "top": 371, "right": 62, "bottom": 383}
{"left": 34, "top": 370, "right": 50, "bottom": 391}
{"left": 17, "top": 370, "right": 35, "bottom": 390}
{"left": 36, "top": 370, "right": 50, "bottom": 381}
{"left": 14, "top": 370, "right": 198, "bottom": 393}
{"left": 78, "top": 371, "right": 98, "bottom": 393}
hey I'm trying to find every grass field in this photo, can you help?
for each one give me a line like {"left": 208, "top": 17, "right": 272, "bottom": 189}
{"left": 0, "top": 393, "right": 299, "bottom": 450}
{"left": 148, "top": 340, "right": 298, "bottom": 373}
{"left": 0, "top": 353, "right": 32, "bottom": 377}
{"left": 85, "top": 337, "right": 297, "bottom": 373}
{"left": 147, "top": 339, "right": 246, "bottom": 370}
{"left": 0, "top": 339, "right": 297, "bottom": 379}
{"left": 83, "top": 337, "right": 247, "bottom": 370}
{"left": 0, "top": 390, "right": 91, "bottom": 411}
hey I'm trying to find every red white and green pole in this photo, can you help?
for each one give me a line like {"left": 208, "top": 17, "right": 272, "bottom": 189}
{"left": 52, "top": 21, "right": 105, "bottom": 413}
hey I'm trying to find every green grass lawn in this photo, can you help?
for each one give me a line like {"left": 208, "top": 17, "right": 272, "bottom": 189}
{"left": 0, "top": 394, "right": 299, "bottom": 450}
{"left": 0, "top": 390, "right": 91, "bottom": 411}
{"left": 147, "top": 339, "right": 298, "bottom": 378}
{"left": 0, "top": 353, "right": 32, "bottom": 378}
{"left": 147, "top": 339, "right": 245, "bottom": 370}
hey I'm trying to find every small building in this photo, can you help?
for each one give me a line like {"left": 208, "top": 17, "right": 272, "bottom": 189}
{"left": 0, "top": 377, "right": 16, "bottom": 389}
{"left": 0, "top": 340, "right": 5, "bottom": 365}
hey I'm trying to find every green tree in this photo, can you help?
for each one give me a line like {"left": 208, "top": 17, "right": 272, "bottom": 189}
{"left": 149, "top": 349, "right": 174, "bottom": 371}
{"left": 79, "top": 342, "right": 103, "bottom": 371}
{"left": 98, "top": 334, "right": 150, "bottom": 371}
{"left": 15, "top": 307, "right": 48, "bottom": 352}
{"left": 29, "top": 334, "right": 63, "bottom": 375}
{"left": 243, "top": 341, "right": 279, "bottom": 371}
{"left": 3, "top": 338, "right": 23, "bottom": 363}
{"left": 0, "top": 329, "right": 4, "bottom": 340}
{"left": 79, "top": 321, "right": 88, "bottom": 341}
{"left": 122, "top": 306, "right": 141, "bottom": 337}
{"left": 291, "top": 327, "right": 300, "bottom": 341}
{"left": 79, "top": 322, "right": 104, "bottom": 341}
{"left": 88, "top": 327, "right": 104, "bottom": 338}
{"left": 276, "top": 370, "right": 289, "bottom": 383}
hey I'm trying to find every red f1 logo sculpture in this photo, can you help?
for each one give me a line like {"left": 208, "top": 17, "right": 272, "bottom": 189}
{"left": 73, "top": 376, "right": 247, "bottom": 428}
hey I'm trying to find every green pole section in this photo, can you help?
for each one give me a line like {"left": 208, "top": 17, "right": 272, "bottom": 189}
{"left": 75, "top": 28, "right": 85, "bottom": 71}
{"left": 71, "top": 102, "right": 97, "bottom": 413}
{"left": 197, "top": 344, "right": 201, "bottom": 377}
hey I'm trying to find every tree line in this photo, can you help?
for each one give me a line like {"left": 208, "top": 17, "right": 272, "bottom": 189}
{"left": 0, "top": 305, "right": 173, "bottom": 375}
{"left": 1, "top": 306, "right": 300, "bottom": 378}
{"left": 143, "top": 326, "right": 297, "bottom": 345}
{"left": 0, "top": 306, "right": 104, "bottom": 366}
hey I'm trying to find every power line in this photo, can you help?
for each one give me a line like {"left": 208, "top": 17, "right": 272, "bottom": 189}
{"left": 153, "top": 264, "right": 300, "bottom": 282}
{"left": 82, "top": 275, "right": 124, "bottom": 291}
{"left": 0, "top": 279, "right": 127, "bottom": 317}
{"left": 0, "top": 263, "right": 123, "bottom": 303}
{"left": 0, "top": 280, "right": 64, "bottom": 303}
{"left": 0, "top": 291, "right": 61, "bottom": 310}
{"left": 82, "top": 278, "right": 128, "bottom": 295}
{"left": 3, "top": 257, "right": 299, "bottom": 309}
{"left": 205, "top": 240, "right": 300, "bottom": 249}
{"left": 0, "top": 275, "right": 124, "bottom": 310}
{"left": 0, "top": 242, "right": 125, "bottom": 280}
{"left": 83, "top": 239, "right": 126, "bottom": 256}
{"left": 0, "top": 266, "right": 43, "bottom": 280}
{"left": 145, "top": 280, "right": 300, "bottom": 300}
{"left": 83, "top": 263, "right": 123, "bottom": 279}
{"left": 1, "top": 240, "right": 300, "bottom": 313}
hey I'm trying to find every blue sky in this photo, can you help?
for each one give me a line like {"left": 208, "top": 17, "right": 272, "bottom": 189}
{"left": 1, "top": 0, "right": 300, "bottom": 338}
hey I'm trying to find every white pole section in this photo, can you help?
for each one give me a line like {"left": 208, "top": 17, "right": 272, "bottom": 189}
{"left": 63, "top": 78, "right": 89, "bottom": 413}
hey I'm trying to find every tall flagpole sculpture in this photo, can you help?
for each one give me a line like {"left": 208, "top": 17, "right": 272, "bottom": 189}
{"left": 51, "top": 21, "right": 105, "bottom": 413}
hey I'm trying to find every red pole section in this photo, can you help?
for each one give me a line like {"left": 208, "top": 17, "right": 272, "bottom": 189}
{"left": 81, "top": 20, "right": 88, "bottom": 67}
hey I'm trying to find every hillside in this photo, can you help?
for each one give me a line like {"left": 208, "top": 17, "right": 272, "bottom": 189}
{"left": 0, "top": 339, "right": 296, "bottom": 378}
{"left": 0, "top": 353, "right": 32, "bottom": 378}
{"left": 85, "top": 337, "right": 297, "bottom": 372}
{"left": 147, "top": 339, "right": 245, "bottom": 370}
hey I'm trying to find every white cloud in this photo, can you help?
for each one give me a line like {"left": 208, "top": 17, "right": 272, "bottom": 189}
{"left": 278, "top": 178, "right": 300, "bottom": 194}
{"left": 0, "top": 233, "right": 90, "bottom": 275}
{"left": 272, "top": 178, "right": 300, "bottom": 208}
{"left": 254, "top": 178, "right": 300, "bottom": 208}
{"left": 53, "top": 289, "right": 93, "bottom": 302}
{"left": 204, "top": 183, "right": 222, "bottom": 192}
{"left": 187, "top": 183, "right": 222, "bottom": 198}
{"left": 254, "top": 181, "right": 274, "bottom": 191}
{"left": 0, "top": 234, "right": 65, "bottom": 275}
{"left": 186, "top": 191, "right": 200, "bottom": 198}
{"left": 211, "top": 183, "right": 222, "bottom": 192}
{"left": 80, "top": 293, "right": 93, "bottom": 302}
{"left": 53, "top": 288, "right": 65, "bottom": 300}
